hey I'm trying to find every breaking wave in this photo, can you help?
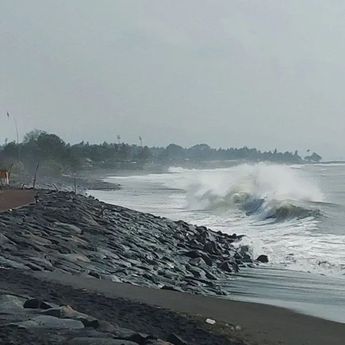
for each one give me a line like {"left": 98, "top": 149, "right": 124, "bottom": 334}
{"left": 176, "top": 163, "right": 323, "bottom": 222}
{"left": 249, "top": 200, "right": 321, "bottom": 222}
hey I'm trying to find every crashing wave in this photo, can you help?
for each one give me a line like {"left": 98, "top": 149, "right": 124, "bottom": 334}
{"left": 256, "top": 201, "right": 321, "bottom": 222}
{"left": 194, "top": 190, "right": 321, "bottom": 222}
{"left": 180, "top": 163, "right": 323, "bottom": 222}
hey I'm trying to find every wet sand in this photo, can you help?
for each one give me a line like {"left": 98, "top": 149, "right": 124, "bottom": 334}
{"left": 224, "top": 266, "right": 345, "bottom": 323}
{"left": 0, "top": 189, "right": 35, "bottom": 212}
{"left": 36, "top": 271, "right": 345, "bottom": 345}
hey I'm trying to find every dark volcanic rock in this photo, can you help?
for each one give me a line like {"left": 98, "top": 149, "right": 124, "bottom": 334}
{"left": 0, "top": 291, "right": 166, "bottom": 345}
{"left": 203, "top": 241, "right": 221, "bottom": 255}
{"left": 0, "top": 190, "right": 253, "bottom": 296}
{"left": 23, "top": 298, "right": 52, "bottom": 310}
{"left": 120, "top": 330, "right": 153, "bottom": 344}
{"left": 161, "top": 285, "right": 183, "bottom": 292}
{"left": 167, "top": 333, "right": 188, "bottom": 345}
{"left": 0, "top": 270, "right": 245, "bottom": 345}
{"left": 256, "top": 255, "right": 269, "bottom": 263}
{"left": 219, "top": 261, "right": 237, "bottom": 273}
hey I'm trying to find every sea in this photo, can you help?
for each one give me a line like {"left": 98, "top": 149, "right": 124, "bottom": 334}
{"left": 90, "top": 162, "right": 345, "bottom": 323}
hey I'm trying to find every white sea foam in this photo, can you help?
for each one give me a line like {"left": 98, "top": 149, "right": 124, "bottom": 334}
{"left": 98, "top": 163, "right": 345, "bottom": 276}
{"left": 169, "top": 164, "right": 323, "bottom": 217}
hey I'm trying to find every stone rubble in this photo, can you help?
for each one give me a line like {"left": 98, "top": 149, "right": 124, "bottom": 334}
{"left": 0, "top": 190, "right": 257, "bottom": 296}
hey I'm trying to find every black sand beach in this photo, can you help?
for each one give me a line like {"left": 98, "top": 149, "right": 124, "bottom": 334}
{"left": 1, "top": 268, "right": 345, "bottom": 345}
{"left": 35, "top": 271, "right": 345, "bottom": 345}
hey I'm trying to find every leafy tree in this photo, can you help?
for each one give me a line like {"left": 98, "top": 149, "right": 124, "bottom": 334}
{"left": 305, "top": 152, "right": 322, "bottom": 162}
{"left": 0, "top": 128, "right": 316, "bottom": 178}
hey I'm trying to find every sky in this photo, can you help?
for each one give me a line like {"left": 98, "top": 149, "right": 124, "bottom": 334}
{"left": 1, "top": 0, "right": 345, "bottom": 159}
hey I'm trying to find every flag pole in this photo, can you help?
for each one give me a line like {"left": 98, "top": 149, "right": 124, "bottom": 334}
{"left": 7, "top": 112, "right": 20, "bottom": 161}
{"left": 13, "top": 116, "right": 19, "bottom": 145}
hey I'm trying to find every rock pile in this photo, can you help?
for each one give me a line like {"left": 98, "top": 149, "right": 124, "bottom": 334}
{"left": 15, "top": 175, "right": 121, "bottom": 193}
{"left": 0, "top": 190, "right": 255, "bottom": 296}
{"left": 0, "top": 269, "right": 245, "bottom": 345}
{"left": 0, "top": 293, "right": 184, "bottom": 345}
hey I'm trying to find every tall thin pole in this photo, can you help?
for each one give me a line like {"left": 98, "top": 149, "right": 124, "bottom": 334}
{"left": 13, "top": 116, "right": 19, "bottom": 145}
{"left": 7, "top": 112, "right": 20, "bottom": 161}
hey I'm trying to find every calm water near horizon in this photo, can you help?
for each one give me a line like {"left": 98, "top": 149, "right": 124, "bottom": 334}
{"left": 90, "top": 162, "right": 345, "bottom": 323}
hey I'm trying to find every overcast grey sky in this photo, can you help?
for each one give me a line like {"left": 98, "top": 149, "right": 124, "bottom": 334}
{"left": 1, "top": 1, "right": 345, "bottom": 159}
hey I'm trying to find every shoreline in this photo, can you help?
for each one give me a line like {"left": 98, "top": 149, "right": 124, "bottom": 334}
{"left": 36, "top": 270, "right": 345, "bottom": 345}
{"left": 0, "top": 269, "right": 236, "bottom": 345}
{"left": 88, "top": 168, "right": 345, "bottom": 325}
{"left": 223, "top": 266, "right": 345, "bottom": 324}
{"left": 1, "top": 268, "right": 345, "bottom": 345}
{"left": 1, "top": 189, "right": 344, "bottom": 344}
{"left": 0, "top": 189, "right": 252, "bottom": 296}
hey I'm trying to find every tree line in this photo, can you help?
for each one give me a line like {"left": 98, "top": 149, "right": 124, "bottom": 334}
{"left": 0, "top": 130, "right": 321, "bottom": 176}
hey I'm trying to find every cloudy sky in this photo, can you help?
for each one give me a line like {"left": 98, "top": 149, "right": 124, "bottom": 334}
{"left": 1, "top": 0, "right": 345, "bottom": 159}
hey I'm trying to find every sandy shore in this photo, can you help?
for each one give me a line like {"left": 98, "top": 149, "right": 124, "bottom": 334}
{"left": 0, "top": 189, "right": 35, "bottom": 212}
{"left": 35, "top": 271, "right": 345, "bottom": 345}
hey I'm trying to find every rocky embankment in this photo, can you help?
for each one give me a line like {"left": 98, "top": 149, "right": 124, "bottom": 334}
{"left": 0, "top": 292, "right": 153, "bottom": 345}
{"left": 0, "top": 291, "right": 198, "bottom": 345}
{"left": 0, "top": 190, "right": 255, "bottom": 296}
{"left": 15, "top": 175, "right": 120, "bottom": 193}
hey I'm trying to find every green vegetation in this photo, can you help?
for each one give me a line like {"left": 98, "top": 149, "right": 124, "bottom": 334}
{"left": 0, "top": 130, "right": 321, "bottom": 177}
{"left": 304, "top": 152, "right": 322, "bottom": 163}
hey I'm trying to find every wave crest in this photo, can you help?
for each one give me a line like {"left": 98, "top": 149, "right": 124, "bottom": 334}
{"left": 181, "top": 163, "right": 323, "bottom": 222}
{"left": 256, "top": 201, "right": 321, "bottom": 221}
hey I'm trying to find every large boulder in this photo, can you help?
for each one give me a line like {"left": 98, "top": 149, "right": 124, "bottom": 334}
{"left": 11, "top": 315, "right": 84, "bottom": 329}
{"left": 256, "top": 255, "right": 269, "bottom": 263}
{"left": 23, "top": 298, "right": 52, "bottom": 310}
{"left": 167, "top": 333, "right": 188, "bottom": 345}
{"left": 0, "top": 294, "right": 26, "bottom": 314}
{"left": 41, "top": 305, "right": 93, "bottom": 321}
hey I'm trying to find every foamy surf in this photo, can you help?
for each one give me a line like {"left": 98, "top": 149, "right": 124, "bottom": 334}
{"left": 92, "top": 163, "right": 345, "bottom": 277}
{"left": 168, "top": 163, "right": 323, "bottom": 224}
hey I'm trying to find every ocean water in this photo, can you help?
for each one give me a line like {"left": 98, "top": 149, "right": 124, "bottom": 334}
{"left": 90, "top": 162, "right": 345, "bottom": 322}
